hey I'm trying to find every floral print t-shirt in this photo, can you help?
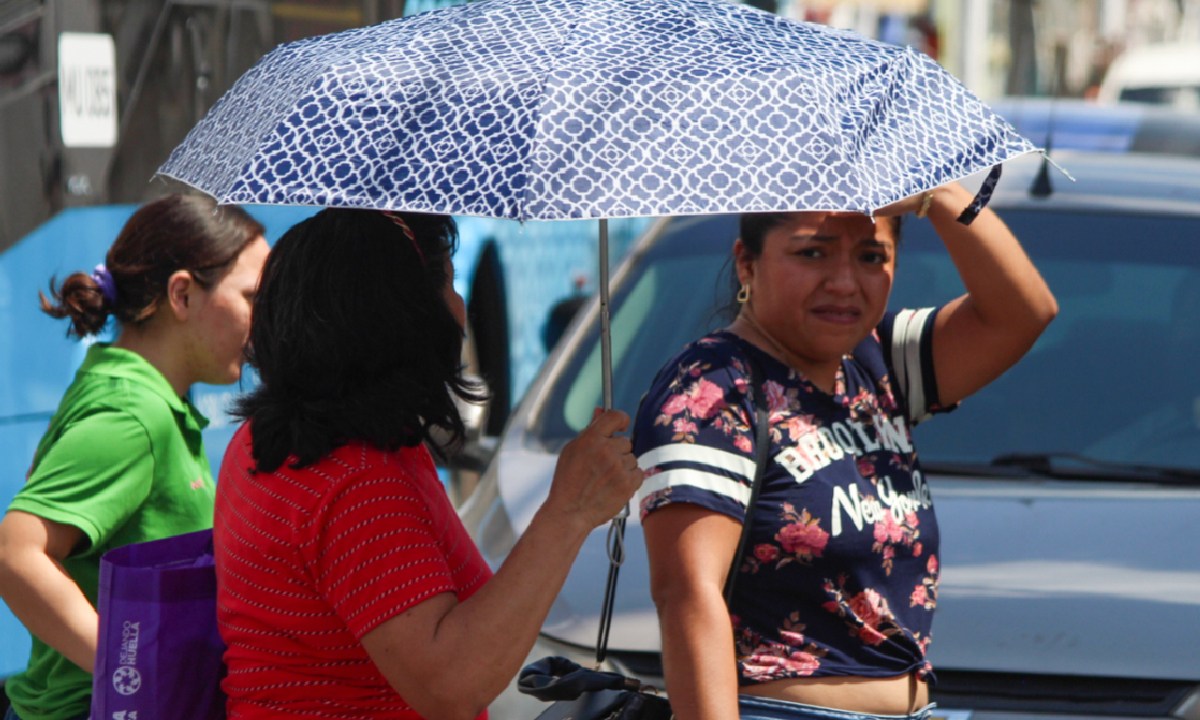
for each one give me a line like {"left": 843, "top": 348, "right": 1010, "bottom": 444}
{"left": 634, "top": 308, "right": 950, "bottom": 684}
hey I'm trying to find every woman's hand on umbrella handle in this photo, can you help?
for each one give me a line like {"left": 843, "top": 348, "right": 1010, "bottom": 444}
{"left": 545, "top": 408, "right": 644, "bottom": 531}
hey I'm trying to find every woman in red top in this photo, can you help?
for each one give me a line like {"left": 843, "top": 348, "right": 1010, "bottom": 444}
{"left": 214, "top": 208, "right": 643, "bottom": 719}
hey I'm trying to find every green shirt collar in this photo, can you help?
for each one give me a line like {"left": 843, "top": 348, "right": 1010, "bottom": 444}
{"left": 78, "top": 343, "right": 210, "bottom": 430}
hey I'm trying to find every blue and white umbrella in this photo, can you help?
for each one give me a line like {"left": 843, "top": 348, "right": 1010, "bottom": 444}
{"left": 159, "top": 0, "right": 1037, "bottom": 221}
{"left": 158, "top": 0, "right": 1039, "bottom": 410}
{"left": 160, "top": 0, "right": 1042, "bottom": 653}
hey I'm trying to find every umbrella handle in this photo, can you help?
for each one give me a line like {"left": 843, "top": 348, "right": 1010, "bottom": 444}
{"left": 599, "top": 218, "right": 613, "bottom": 411}
{"left": 596, "top": 216, "right": 629, "bottom": 665}
{"left": 598, "top": 218, "right": 626, "bottom": 525}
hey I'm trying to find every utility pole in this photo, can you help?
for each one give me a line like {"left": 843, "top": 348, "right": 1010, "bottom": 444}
{"left": 1007, "top": 0, "right": 1038, "bottom": 95}
{"left": 960, "top": 0, "right": 990, "bottom": 96}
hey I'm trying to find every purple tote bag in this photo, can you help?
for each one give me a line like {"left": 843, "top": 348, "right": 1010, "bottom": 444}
{"left": 91, "top": 528, "right": 227, "bottom": 720}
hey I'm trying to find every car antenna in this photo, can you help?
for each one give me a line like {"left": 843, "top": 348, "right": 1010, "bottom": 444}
{"left": 1030, "top": 80, "right": 1062, "bottom": 199}
{"left": 1030, "top": 96, "right": 1056, "bottom": 198}
{"left": 1025, "top": 97, "right": 1075, "bottom": 196}
{"left": 1030, "top": 138, "right": 1055, "bottom": 198}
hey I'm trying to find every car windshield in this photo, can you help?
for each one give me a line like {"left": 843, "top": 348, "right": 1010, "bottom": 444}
{"left": 531, "top": 208, "right": 1200, "bottom": 478}
{"left": 1120, "top": 86, "right": 1200, "bottom": 111}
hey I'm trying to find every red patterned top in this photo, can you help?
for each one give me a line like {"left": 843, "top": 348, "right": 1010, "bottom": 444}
{"left": 214, "top": 423, "right": 492, "bottom": 719}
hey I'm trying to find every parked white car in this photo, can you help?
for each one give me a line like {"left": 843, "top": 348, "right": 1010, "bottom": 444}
{"left": 1096, "top": 42, "right": 1200, "bottom": 110}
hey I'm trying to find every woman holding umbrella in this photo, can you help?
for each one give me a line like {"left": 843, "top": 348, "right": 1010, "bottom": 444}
{"left": 634, "top": 182, "right": 1058, "bottom": 720}
{"left": 213, "top": 208, "right": 643, "bottom": 719}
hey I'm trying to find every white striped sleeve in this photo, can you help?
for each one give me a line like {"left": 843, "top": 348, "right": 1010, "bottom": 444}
{"left": 635, "top": 442, "right": 756, "bottom": 508}
{"left": 889, "top": 307, "right": 937, "bottom": 425}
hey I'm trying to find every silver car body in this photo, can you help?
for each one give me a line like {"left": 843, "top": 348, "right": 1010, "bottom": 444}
{"left": 463, "top": 150, "right": 1200, "bottom": 720}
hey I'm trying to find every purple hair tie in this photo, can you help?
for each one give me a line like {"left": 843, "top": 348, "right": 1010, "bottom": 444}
{"left": 91, "top": 264, "right": 118, "bottom": 306}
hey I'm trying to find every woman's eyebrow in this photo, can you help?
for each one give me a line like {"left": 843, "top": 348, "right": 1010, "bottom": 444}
{"left": 786, "top": 232, "right": 837, "bottom": 242}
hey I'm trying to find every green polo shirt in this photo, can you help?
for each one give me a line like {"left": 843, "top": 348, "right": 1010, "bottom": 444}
{"left": 5, "top": 343, "right": 216, "bottom": 720}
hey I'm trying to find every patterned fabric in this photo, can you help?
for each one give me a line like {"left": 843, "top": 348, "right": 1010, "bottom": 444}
{"left": 159, "top": 0, "right": 1037, "bottom": 221}
{"left": 214, "top": 425, "right": 492, "bottom": 719}
{"left": 634, "top": 310, "right": 948, "bottom": 684}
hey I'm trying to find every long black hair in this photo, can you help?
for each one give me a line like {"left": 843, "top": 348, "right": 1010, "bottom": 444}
{"left": 235, "top": 208, "right": 486, "bottom": 472}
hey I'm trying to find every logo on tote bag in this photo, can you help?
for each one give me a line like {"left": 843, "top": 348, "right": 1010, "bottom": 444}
{"left": 112, "top": 665, "right": 142, "bottom": 695}
{"left": 112, "top": 621, "right": 143, "bottom": 695}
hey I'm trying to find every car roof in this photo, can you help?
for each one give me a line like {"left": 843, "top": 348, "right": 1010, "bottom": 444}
{"left": 968, "top": 149, "right": 1200, "bottom": 215}
{"left": 626, "top": 150, "right": 1200, "bottom": 267}
{"left": 989, "top": 97, "right": 1200, "bottom": 157}
{"left": 1099, "top": 42, "right": 1200, "bottom": 90}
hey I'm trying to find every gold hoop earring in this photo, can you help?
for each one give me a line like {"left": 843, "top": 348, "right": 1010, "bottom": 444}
{"left": 737, "top": 283, "right": 750, "bottom": 304}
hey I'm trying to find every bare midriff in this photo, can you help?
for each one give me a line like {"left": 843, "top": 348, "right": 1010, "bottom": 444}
{"left": 740, "top": 673, "right": 929, "bottom": 715}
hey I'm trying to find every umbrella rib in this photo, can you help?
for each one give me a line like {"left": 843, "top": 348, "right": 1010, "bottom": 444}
{"left": 516, "top": 0, "right": 592, "bottom": 222}
{"left": 842, "top": 45, "right": 915, "bottom": 215}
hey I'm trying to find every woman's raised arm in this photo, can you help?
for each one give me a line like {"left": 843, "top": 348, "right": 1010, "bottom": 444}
{"left": 890, "top": 182, "right": 1058, "bottom": 406}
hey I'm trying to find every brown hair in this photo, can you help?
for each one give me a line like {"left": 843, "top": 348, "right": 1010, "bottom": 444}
{"left": 40, "top": 193, "right": 265, "bottom": 337}
{"left": 737, "top": 213, "right": 903, "bottom": 260}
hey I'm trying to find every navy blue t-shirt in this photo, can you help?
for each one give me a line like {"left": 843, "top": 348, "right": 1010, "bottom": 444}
{"left": 634, "top": 308, "right": 950, "bottom": 684}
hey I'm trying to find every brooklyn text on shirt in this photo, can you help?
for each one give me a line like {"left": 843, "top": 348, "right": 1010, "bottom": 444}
{"left": 774, "top": 412, "right": 912, "bottom": 483}
{"left": 772, "top": 412, "right": 931, "bottom": 538}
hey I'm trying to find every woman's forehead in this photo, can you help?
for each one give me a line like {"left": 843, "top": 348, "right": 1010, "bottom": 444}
{"left": 771, "top": 212, "right": 894, "bottom": 241}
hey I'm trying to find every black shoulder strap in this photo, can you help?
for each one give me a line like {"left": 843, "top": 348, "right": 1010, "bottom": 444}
{"left": 723, "top": 351, "right": 771, "bottom": 605}
{"left": 594, "top": 347, "right": 773, "bottom": 664}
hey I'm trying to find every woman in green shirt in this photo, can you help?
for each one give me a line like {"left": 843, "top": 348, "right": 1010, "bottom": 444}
{"left": 0, "top": 193, "right": 269, "bottom": 720}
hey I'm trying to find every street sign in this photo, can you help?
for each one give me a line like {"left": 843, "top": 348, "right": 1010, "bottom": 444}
{"left": 57, "top": 32, "right": 117, "bottom": 148}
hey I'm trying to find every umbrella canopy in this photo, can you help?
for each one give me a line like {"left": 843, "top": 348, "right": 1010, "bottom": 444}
{"left": 157, "top": 0, "right": 1038, "bottom": 221}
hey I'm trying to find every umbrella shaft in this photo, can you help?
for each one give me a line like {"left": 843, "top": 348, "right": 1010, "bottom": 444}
{"left": 599, "top": 218, "right": 612, "bottom": 411}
